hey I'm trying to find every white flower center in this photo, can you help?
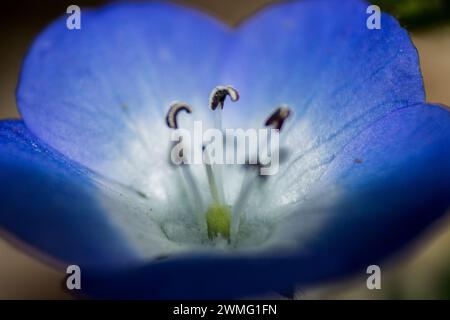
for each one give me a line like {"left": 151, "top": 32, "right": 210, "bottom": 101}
{"left": 158, "top": 86, "right": 292, "bottom": 250}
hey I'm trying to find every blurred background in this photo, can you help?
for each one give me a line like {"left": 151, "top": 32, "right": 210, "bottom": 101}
{"left": 1, "top": 0, "right": 450, "bottom": 299}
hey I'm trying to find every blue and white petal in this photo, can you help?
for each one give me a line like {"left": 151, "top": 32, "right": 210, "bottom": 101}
{"left": 270, "top": 103, "right": 450, "bottom": 275}
{"left": 220, "top": 0, "right": 426, "bottom": 206}
{"left": 17, "top": 2, "right": 230, "bottom": 200}
{"left": 0, "top": 120, "right": 177, "bottom": 267}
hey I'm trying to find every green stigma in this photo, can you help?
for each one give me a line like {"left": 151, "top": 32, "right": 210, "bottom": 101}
{"left": 206, "top": 204, "right": 231, "bottom": 241}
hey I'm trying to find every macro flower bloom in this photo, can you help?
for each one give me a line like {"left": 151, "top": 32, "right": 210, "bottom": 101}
{"left": 1, "top": 0, "right": 450, "bottom": 299}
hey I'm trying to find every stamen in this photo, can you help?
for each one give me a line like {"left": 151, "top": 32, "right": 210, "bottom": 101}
{"left": 208, "top": 86, "right": 240, "bottom": 209}
{"left": 209, "top": 85, "right": 239, "bottom": 111}
{"left": 265, "top": 106, "right": 291, "bottom": 131}
{"left": 165, "top": 102, "right": 205, "bottom": 233}
{"left": 166, "top": 102, "right": 192, "bottom": 129}
{"left": 203, "top": 146, "right": 221, "bottom": 204}
{"left": 231, "top": 106, "right": 292, "bottom": 244}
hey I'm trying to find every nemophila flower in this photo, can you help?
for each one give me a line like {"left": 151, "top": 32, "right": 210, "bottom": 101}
{"left": 1, "top": 0, "right": 450, "bottom": 299}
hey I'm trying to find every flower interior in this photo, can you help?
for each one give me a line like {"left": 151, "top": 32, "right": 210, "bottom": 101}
{"left": 130, "top": 85, "right": 294, "bottom": 252}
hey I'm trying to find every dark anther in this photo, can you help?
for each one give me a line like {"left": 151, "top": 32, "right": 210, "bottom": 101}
{"left": 166, "top": 102, "right": 192, "bottom": 129}
{"left": 265, "top": 106, "right": 291, "bottom": 131}
{"left": 209, "top": 85, "right": 239, "bottom": 110}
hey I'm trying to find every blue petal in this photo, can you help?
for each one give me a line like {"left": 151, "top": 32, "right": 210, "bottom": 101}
{"left": 82, "top": 104, "right": 450, "bottom": 299}
{"left": 223, "top": 0, "right": 423, "bottom": 124}
{"left": 293, "top": 104, "right": 450, "bottom": 267}
{"left": 17, "top": 2, "right": 230, "bottom": 187}
{"left": 220, "top": 0, "right": 426, "bottom": 203}
{"left": 0, "top": 121, "right": 138, "bottom": 267}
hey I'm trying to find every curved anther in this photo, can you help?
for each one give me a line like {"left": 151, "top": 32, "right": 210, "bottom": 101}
{"left": 265, "top": 106, "right": 291, "bottom": 131}
{"left": 166, "top": 102, "right": 192, "bottom": 129}
{"left": 209, "top": 85, "right": 240, "bottom": 110}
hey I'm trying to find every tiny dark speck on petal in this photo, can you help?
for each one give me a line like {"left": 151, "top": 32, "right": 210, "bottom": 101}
{"left": 136, "top": 190, "right": 148, "bottom": 199}
{"left": 354, "top": 159, "right": 363, "bottom": 164}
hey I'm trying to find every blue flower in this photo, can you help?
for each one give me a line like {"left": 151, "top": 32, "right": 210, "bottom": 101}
{"left": 1, "top": 0, "right": 450, "bottom": 299}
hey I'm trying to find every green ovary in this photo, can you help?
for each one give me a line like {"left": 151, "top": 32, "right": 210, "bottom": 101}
{"left": 206, "top": 204, "right": 231, "bottom": 241}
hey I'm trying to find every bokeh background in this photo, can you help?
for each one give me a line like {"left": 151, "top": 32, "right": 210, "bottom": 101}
{"left": 1, "top": 0, "right": 450, "bottom": 299}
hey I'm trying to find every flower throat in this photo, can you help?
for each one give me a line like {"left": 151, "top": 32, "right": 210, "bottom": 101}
{"left": 165, "top": 85, "right": 291, "bottom": 246}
